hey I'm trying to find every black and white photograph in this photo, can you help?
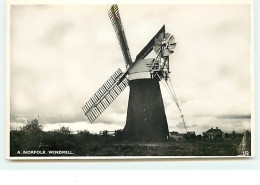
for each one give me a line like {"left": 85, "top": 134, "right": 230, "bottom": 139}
{"left": 7, "top": 1, "right": 254, "bottom": 159}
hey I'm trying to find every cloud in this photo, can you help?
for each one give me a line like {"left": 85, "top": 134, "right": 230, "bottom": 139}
{"left": 41, "top": 21, "right": 74, "bottom": 46}
{"left": 216, "top": 114, "right": 251, "bottom": 119}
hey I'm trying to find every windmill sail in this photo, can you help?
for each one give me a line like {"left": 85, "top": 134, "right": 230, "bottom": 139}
{"left": 108, "top": 4, "right": 133, "bottom": 67}
{"left": 135, "top": 25, "right": 165, "bottom": 61}
{"left": 82, "top": 69, "right": 129, "bottom": 123}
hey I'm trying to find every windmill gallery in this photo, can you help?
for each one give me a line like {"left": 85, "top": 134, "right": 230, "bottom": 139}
{"left": 82, "top": 5, "right": 186, "bottom": 142}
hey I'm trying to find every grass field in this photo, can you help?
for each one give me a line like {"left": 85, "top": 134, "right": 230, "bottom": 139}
{"left": 72, "top": 139, "right": 241, "bottom": 156}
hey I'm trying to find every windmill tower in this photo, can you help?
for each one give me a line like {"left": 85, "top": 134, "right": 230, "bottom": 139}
{"left": 82, "top": 5, "right": 177, "bottom": 142}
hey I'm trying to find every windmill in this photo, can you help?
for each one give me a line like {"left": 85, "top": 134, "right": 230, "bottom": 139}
{"left": 82, "top": 4, "right": 183, "bottom": 141}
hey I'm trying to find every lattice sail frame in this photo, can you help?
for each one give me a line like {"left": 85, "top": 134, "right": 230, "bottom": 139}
{"left": 108, "top": 4, "right": 133, "bottom": 67}
{"left": 82, "top": 69, "right": 129, "bottom": 123}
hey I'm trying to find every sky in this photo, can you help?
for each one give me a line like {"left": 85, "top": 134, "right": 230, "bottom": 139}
{"left": 10, "top": 4, "right": 252, "bottom": 134}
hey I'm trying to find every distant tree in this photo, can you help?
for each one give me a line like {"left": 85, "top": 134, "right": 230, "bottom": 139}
{"left": 77, "top": 130, "right": 90, "bottom": 135}
{"left": 10, "top": 118, "right": 43, "bottom": 154}
{"left": 75, "top": 130, "right": 91, "bottom": 153}
{"left": 77, "top": 130, "right": 90, "bottom": 142}
{"left": 223, "top": 133, "right": 229, "bottom": 138}
{"left": 196, "top": 134, "right": 202, "bottom": 140}
{"left": 231, "top": 131, "right": 237, "bottom": 138}
{"left": 58, "top": 126, "right": 71, "bottom": 135}
{"left": 47, "top": 126, "right": 75, "bottom": 151}
{"left": 21, "top": 119, "right": 42, "bottom": 134}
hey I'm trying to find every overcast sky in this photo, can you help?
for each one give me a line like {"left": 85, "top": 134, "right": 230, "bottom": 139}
{"left": 10, "top": 4, "right": 252, "bottom": 134}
